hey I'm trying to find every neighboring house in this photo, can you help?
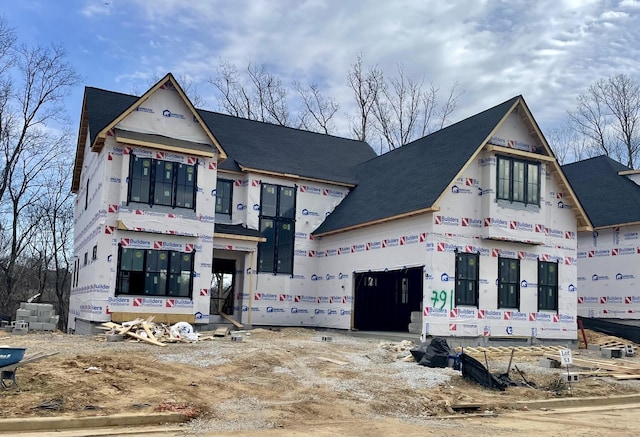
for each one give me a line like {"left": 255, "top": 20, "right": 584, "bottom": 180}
{"left": 563, "top": 156, "right": 640, "bottom": 320}
{"left": 69, "top": 73, "right": 590, "bottom": 343}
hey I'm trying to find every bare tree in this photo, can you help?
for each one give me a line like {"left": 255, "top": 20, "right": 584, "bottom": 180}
{"left": 347, "top": 53, "right": 383, "bottom": 143}
{"left": 294, "top": 81, "right": 339, "bottom": 134}
{"left": 210, "top": 60, "right": 290, "bottom": 126}
{"left": 568, "top": 74, "right": 640, "bottom": 168}
{"left": 0, "top": 20, "right": 80, "bottom": 316}
{"left": 348, "top": 56, "right": 463, "bottom": 151}
{"left": 545, "top": 122, "right": 593, "bottom": 165}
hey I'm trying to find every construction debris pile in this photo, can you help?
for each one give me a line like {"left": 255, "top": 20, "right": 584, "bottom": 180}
{"left": 99, "top": 317, "right": 210, "bottom": 347}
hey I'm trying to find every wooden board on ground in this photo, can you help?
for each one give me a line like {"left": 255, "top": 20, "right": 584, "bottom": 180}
{"left": 318, "top": 357, "right": 349, "bottom": 366}
{"left": 219, "top": 311, "right": 243, "bottom": 329}
{"left": 213, "top": 327, "right": 229, "bottom": 337}
{"left": 458, "top": 346, "right": 571, "bottom": 357}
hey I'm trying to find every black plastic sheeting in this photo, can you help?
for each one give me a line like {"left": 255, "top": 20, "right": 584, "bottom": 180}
{"left": 579, "top": 317, "right": 640, "bottom": 344}
{"left": 460, "top": 353, "right": 508, "bottom": 391}
{"left": 412, "top": 337, "right": 452, "bottom": 368}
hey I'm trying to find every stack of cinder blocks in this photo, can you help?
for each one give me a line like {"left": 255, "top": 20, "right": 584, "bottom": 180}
{"left": 15, "top": 303, "right": 59, "bottom": 332}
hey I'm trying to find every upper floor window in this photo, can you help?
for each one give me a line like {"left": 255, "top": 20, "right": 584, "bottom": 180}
{"left": 215, "top": 179, "right": 233, "bottom": 219}
{"left": 455, "top": 252, "right": 479, "bottom": 307}
{"left": 128, "top": 154, "right": 196, "bottom": 210}
{"left": 538, "top": 260, "right": 558, "bottom": 312}
{"left": 498, "top": 257, "right": 520, "bottom": 309}
{"left": 258, "top": 183, "right": 296, "bottom": 275}
{"left": 497, "top": 156, "right": 540, "bottom": 206}
{"left": 116, "top": 246, "right": 194, "bottom": 297}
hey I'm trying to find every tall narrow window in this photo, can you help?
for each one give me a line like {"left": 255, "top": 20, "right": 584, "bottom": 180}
{"left": 455, "top": 252, "right": 479, "bottom": 307}
{"left": 258, "top": 183, "right": 296, "bottom": 275}
{"left": 85, "top": 178, "right": 90, "bottom": 210}
{"left": 538, "top": 260, "right": 558, "bottom": 311}
{"left": 496, "top": 156, "right": 540, "bottom": 206}
{"left": 498, "top": 257, "right": 520, "bottom": 309}
{"left": 215, "top": 179, "right": 233, "bottom": 219}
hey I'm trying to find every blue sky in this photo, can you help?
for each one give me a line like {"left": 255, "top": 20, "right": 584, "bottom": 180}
{"left": 2, "top": 0, "right": 640, "bottom": 141}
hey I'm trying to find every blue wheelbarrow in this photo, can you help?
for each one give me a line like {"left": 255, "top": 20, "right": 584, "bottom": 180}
{"left": 0, "top": 347, "right": 58, "bottom": 389}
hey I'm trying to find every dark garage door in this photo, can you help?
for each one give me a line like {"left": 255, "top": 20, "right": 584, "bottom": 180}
{"left": 353, "top": 266, "right": 423, "bottom": 332}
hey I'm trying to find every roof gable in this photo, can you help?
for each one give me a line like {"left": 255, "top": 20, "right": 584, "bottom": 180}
{"left": 563, "top": 155, "right": 640, "bottom": 228}
{"left": 314, "top": 96, "right": 591, "bottom": 236}
{"left": 72, "top": 75, "right": 376, "bottom": 192}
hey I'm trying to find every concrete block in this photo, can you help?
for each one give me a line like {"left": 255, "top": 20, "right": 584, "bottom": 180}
{"left": 27, "top": 315, "right": 38, "bottom": 323}
{"left": 230, "top": 335, "right": 243, "bottom": 342}
{"left": 13, "top": 320, "right": 28, "bottom": 329}
{"left": 601, "top": 348, "right": 624, "bottom": 359}
{"left": 41, "top": 322, "right": 56, "bottom": 331}
{"left": 11, "top": 327, "right": 28, "bottom": 335}
{"left": 561, "top": 372, "right": 579, "bottom": 383}
{"left": 16, "top": 309, "right": 32, "bottom": 318}
{"left": 29, "top": 322, "right": 43, "bottom": 331}
{"left": 37, "top": 310, "right": 53, "bottom": 321}
{"left": 24, "top": 303, "right": 42, "bottom": 311}
{"left": 408, "top": 322, "right": 422, "bottom": 334}
{"left": 625, "top": 345, "right": 637, "bottom": 357}
{"left": 539, "top": 358, "right": 560, "bottom": 368}
{"left": 587, "top": 344, "right": 601, "bottom": 351}
{"left": 49, "top": 315, "right": 60, "bottom": 324}
{"left": 321, "top": 336, "right": 332, "bottom": 342}
{"left": 410, "top": 311, "right": 422, "bottom": 323}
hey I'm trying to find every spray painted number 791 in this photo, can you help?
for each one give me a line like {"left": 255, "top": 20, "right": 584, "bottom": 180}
{"left": 430, "top": 290, "right": 449, "bottom": 310}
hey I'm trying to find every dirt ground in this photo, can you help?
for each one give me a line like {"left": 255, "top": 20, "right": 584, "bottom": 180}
{"left": 1, "top": 327, "right": 639, "bottom": 435}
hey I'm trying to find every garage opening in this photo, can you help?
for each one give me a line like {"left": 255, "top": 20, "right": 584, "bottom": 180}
{"left": 353, "top": 266, "right": 423, "bottom": 332}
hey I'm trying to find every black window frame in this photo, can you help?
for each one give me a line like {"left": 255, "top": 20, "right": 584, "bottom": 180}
{"left": 127, "top": 153, "right": 197, "bottom": 210}
{"left": 496, "top": 155, "right": 540, "bottom": 206}
{"left": 115, "top": 245, "right": 195, "bottom": 298}
{"left": 215, "top": 179, "right": 234, "bottom": 219}
{"left": 257, "top": 183, "right": 296, "bottom": 275}
{"left": 538, "top": 260, "right": 559, "bottom": 312}
{"left": 455, "top": 251, "right": 480, "bottom": 307}
{"left": 498, "top": 256, "right": 520, "bottom": 309}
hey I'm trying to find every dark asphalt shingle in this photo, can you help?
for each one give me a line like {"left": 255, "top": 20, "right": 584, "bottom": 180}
{"left": 82, "top": 86, "right": 376, "bottom": 185}
{"left": 562, "top": 155, "right": 640, "bottom": 227}
{"left": 313, "top": 96, "right": 520, "bottom": 235}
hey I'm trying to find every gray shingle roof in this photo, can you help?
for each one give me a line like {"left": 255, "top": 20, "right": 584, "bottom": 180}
{"left": 82, "top": 87, "right": 376, "bottom": 185}
{"left": 562, "top": 155, "right": 640, "bottom": 227}
{"left": 313, "top": 96, "right": 520, "bottom": 235}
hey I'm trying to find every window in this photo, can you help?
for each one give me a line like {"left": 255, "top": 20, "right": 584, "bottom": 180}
{"left": 127, "top": 154, "right": 196, "bottom": 209}
{"left": 538, "top": 260, "right": 558, "bottom": 311}
{"left": 85, "top": 178, "right": 89, "bottom": 210}
{"left": 215, "top": 179, "right": 233, "bottom": 218}
{"left": 84, "top": 252, "right": 88, "bottom": 266}
{"left": 258, "top": 183, "right": 296, "bottom": 275}
{"left": 455, "top": 252, "right": 479, "bottom": 306}
{"left": 116, "top": 246, "right": 194, "bottom": 297}
{"left": 498, "top": 257, "right": 520, "bottom": 309}
{"left": 92, "top": 245, "right": 97, "bottom": 261}
{"left": 497, "top": 156, "right": 540, "bottom": 206}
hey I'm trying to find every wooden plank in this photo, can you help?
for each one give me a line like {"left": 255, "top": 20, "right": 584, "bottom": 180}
{"left": 125, "top": 330, "right": 167, "bottom": 347}
{"left": 213, "top": 327, "right": 229, "bottom": 337}
{"left": 141, "top": 323, "right": 157, "bottom": 341}
{"left": 318, "top": 357, "right": 349, "bottom": 366}
{"left": 612, "top": 374, "right": 640, "bottom": 380}
{"left": 219, "top": 311, "right": 243, "bottom": 329}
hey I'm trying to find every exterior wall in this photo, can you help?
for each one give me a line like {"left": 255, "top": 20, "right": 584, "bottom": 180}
{"left": 422, "top": 149, "right": 578, "bottom": 340}
{"left": 69, "top": 87, "right": 218, "bottom": 331}
{"left": 316, "top": 216, "right": 431, "bottom": 329}
{"left": 231, "top": 175, "right": 352, "bottom": 327}
{"left": 577, "top": 225, "right": 640, "bottom": 318}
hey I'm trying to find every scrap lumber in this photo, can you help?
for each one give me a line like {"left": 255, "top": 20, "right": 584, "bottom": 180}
{"left": 125, "top": 330, "right": 167, "bottom": 347}
{"left": 318, "top": 357, "right": 349, "bottom": 366}
{"left": 219, "top": 311, "right": 243, "bottom": 329}
{"left": 213, "top": 327, "right": 229, "bottom": 337}
{"left": 457, "top": 345, "right": 572, "bottom": 357}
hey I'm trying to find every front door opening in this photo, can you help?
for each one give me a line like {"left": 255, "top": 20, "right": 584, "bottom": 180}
{"left": 353, "top": 266, "right": 423, "bottom": 331}
{"left": 211, "top": 258, "right": 235, "bottom": 316}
